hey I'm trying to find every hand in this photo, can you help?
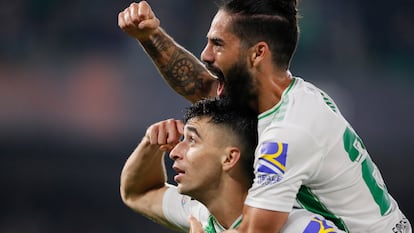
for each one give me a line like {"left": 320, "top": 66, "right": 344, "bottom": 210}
{"left": 118, "top": 1, "right": 160, "bottom": 41}
{"left": 145, "top": 119, "right": 184, "bottom": 151}
{"left": 188, "top": 215, "right": 204, "bottom": 233}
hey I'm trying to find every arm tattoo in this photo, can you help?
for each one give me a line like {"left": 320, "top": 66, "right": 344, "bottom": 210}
{"left": 162, "top": 49, "right": 207, "bottom": 96}
{"left": 141, "top": 32, "right": 171, "bottom": 61}
{"left": 141, "top": 32, "right": 214, "bottom": 101}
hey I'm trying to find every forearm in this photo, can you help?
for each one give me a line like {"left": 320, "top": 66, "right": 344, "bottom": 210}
{"left": 120, "top": 136, "right": 167, "bottom": 203}
{"left": 139, "top": 28, "right": 217, "bottom": 103}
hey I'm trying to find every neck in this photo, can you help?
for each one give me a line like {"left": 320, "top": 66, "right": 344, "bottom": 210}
{"left": 257, "top": 70, "right": 292, "bottom": 113}
{"left": 199, "top": 178, "right": 248, "bottom": 229}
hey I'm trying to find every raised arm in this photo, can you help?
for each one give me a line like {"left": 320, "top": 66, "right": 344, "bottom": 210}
{"left": 120, "top": 119, "right": 184, "bottom": 230}
{"left": 118, "top": 1, "right": 218, "bottom": 103}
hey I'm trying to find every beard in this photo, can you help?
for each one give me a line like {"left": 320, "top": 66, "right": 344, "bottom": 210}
{"left": 220, "top": 60, "right": 259, "bottom": 116}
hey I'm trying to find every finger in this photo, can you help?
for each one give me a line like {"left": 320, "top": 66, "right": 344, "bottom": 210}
{"left": 137, "top": 1, "right": 159, "bottom": 29}
{"left": 159, "top": 144, "right": 174, "bottom": 151}
{"left": 137, "top": 17, "right": 160, "bottom": 30}
{"left": 147, "top": 123, "right": 161, "bottom": 145}
{"left": 118, "top": 11, "right": 125, "bottom": 29}
{"left": 119, "top": 8, "right": 134, "bottom": 30}
{"left": 157, "top": 122, "right": 168, "bottom": 145}
{"left": 137, "top": 1, "right": 152, "bottom": 20}
{"left": 188, "top": 215, "right": 204, "bottom": 233}
{"left": 176, "top": 120, "right": 185, "bottom": 135}
{"left": 165, "top": 120, "right": 181, "bottom": 144}
{"left": 128, "top": 2, "right": 142, "bottom": 28}
{"left": 122, "top": 8, "right": 133, "bottom": 28}
{"left": 166, "top": 120, "right": 184, "bottom": 144}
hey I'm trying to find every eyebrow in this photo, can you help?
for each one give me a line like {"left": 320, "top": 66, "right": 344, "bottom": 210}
{"left": 210, "top": 37, "right": 224, "bottom": 45}
{"left": 185, "top": 125, "right": 202, "bottom": 139}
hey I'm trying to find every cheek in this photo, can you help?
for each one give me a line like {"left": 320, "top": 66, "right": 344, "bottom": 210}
{"left": 216, "top": 59, "right": 231, "bottom": 78}
{"left": 188, "top": 153, "right": 221, "bottom": 176}
{"left": 214, "top": 48, "right": 231, "bottom": 64}
{"left": 197, "top": 158, "right": 222, "bottom": 180}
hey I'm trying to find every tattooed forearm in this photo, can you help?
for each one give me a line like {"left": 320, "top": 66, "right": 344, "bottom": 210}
{"left": 140, "top": 29, "right": 216, "bottom": 102}
{"left": 141, "top": 31, "right": 172, "bottom": 61}
{"left": 162, "top": 49, "right": 206, "bottom": 95}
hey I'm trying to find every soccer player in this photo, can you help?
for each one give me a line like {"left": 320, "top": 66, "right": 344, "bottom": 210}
{"left": 118, "top": 1, "right": 411, "bottom": 232}
{"left": 120, "top": 97, "right": 344, "bottom": 233}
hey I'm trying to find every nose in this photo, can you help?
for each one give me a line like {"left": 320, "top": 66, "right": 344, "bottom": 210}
{"left": 200, "top": 43, "right": 213, "bottom": 64}
{"left": 169, "top": 141, "right": 184, "bottom": 161}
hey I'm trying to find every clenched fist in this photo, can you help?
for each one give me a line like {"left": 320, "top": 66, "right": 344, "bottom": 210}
{"left": 118, "top": 1, "right": 160, "bottom": 41}
{"left": 145, "top": 119, "right": 184, "bottom": 152}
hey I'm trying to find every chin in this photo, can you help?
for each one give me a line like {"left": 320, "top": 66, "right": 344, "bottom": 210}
{"left": 178, "top": 185, "right": 200, "bottom": 200}
{"left": 176, "top": 184, "right": 189, "bottom": 195}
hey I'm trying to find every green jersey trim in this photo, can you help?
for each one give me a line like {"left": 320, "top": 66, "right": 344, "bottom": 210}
{"left": 320, "top": 91, "right": 338, "bottom": 113}
{"left": 204, "top": 215, "right": 243, "bottom": 233}
{"left": 297, "top": 185, "right": 350, "bottom": 232}
{"left": 258, "top": 77, "right": 297, "bottom": 120}
{"left": 204, "top": 216, "right": 216, "bottom": 233}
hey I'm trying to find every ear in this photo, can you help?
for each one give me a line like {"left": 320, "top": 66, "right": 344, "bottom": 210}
{"left": 249, "top": 42, "right": 268, "bottom": 67}
{"left": 222, "top": 147, "right": 241, "bottom": 172}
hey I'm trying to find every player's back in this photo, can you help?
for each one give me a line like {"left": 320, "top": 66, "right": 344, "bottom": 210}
{"left": 285, "top": 77, "right": 411, "bottom": 232}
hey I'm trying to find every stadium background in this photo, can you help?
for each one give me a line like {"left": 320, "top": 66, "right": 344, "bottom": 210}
{"left": 0, "top": 0, "right": 412, "bottom": 232}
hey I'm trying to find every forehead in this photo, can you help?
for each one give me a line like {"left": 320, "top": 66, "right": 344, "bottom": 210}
{"left": 185, "top": 117, "right": 224, "bottom": 138}
{"left": 207, "top": 10, "right": 238, "bottom": 41}
{"left": 186, "top": 117, "right": 232, "bottom": 147}
{"left": 185, "top": 117, "right": 211, "bottom": 131}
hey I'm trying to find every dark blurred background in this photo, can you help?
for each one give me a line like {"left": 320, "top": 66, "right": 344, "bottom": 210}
{"left": 0, "top": 0, "right": 412, "bottom": 232}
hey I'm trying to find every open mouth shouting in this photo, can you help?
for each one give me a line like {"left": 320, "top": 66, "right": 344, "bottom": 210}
{"left": 205, "top": 64, "right": 225, "bottom": 96}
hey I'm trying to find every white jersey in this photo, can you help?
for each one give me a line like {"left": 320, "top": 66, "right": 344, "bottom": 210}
{"left": 245, "top": 77, "right": 411, "bottom": 233}
{"left": 163, "top": 186, "right": 346, "bottom": 233}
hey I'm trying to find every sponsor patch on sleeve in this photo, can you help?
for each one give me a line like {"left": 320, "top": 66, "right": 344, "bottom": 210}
{"left": 258, "top": 142, "right": 288, "bottom": 174}
{"left": 256, "top": 142, "right": 288, "bottom": 185}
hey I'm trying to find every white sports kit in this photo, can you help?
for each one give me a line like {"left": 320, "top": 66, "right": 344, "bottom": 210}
{"left": 245, "top": 77, "right": 411, "bottom": 233}
{"left": 163, "top": 186, "right": 345, "bottom": 233}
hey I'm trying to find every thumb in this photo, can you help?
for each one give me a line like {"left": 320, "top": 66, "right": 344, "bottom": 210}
{"left": 188, "top": 215, "right": 204, "bottom": 233}
{"left": 138, "top": 17, "right": 160, "bottom": 30}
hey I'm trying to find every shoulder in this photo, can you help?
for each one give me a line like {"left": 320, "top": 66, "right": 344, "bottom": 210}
{"left": 163, "top": 186, "right": 210, "bottom": 230}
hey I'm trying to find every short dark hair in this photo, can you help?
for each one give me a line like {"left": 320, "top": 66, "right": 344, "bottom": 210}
{"left": 184, "top": 97, "right": 257, "bottom": 182}
{"left": 220, "top": 0, "right": 299, "bottom": 70}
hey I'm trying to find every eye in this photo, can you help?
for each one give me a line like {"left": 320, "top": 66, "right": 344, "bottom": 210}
{"left": 211, "top": 38, "right": 223, "bottom": 47}
{"left": 188, "top": 135, "right": 196, "bottom": 143}
{"left": 183, "top": 126, "right": 200, "bottom": 144}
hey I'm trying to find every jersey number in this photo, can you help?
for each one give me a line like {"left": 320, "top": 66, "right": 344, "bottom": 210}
{"left": 343, "top": 127, "right": 391, "bottom": 215}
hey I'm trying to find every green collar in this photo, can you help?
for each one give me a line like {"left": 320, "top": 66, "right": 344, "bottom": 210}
{"left": 204, "top": 215, "right": 243, "bottom": 233}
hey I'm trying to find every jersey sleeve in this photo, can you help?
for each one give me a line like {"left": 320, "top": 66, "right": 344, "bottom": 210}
{"left": 245, "top": 124, "right": 322, "bottom": 212}
{"left": 162, "top": 185, "right": 210, "bottom": 232}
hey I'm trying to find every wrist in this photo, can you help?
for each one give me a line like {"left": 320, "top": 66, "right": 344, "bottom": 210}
{"left": 137, "top": 28, "right": 162, "bottom": 44}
